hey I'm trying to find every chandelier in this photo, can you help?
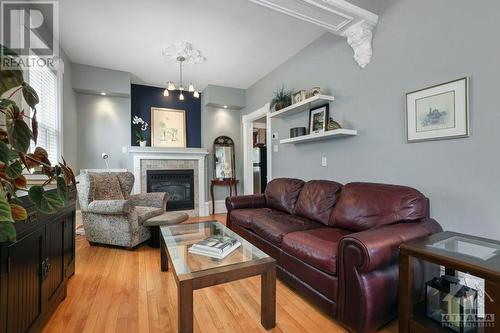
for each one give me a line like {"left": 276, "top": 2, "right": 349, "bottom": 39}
{"left": 162, "top": 42, "right": 206, "bottom": 100}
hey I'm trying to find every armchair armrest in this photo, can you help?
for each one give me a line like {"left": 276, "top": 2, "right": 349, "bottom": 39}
{"left": 225, "top": 194, "right": 267, "bottom": 212}
{"left": 339, "top": 218, "right": 442, "bottom": 274}
{"left": 129, "top": 192, "right": 169, "bottom": 209}
{"left": 87, "top": 200, "right": 133, "bottom": 215}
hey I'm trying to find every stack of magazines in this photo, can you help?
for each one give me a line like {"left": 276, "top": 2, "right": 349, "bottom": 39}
{"left": 189, "top": 235, "right": 241, "bottom": 259}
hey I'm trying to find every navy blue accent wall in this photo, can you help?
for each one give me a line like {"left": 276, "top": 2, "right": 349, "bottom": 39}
{"left": 130, "top": 84, "right": 201, "bottom": 147}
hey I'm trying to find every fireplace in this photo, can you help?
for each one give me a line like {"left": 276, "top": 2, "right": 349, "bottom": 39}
{"left": 146, "top": 169, "right": 195, "bottom": 211}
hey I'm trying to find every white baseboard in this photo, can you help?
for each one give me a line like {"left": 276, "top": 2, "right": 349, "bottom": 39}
{"left": 202, "top": 200, "right": 227, "bottom": 215}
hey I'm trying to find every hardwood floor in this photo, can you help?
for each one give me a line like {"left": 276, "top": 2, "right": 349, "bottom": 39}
{"left": 43, "top": 214, "right": 398, "bottom": 333}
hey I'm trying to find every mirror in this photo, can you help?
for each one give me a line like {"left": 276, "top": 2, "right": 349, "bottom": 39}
{"left": 213, "top": 136, "right": 235, "bottom": 180}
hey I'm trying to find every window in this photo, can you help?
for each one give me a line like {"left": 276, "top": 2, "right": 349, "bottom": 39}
{"left": 28, "top": 59, "right": 60, "bottom": 165}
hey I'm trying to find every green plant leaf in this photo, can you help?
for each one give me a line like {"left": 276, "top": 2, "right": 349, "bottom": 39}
{"left": 5, "top": 104, "right": 32, "bottom": 153}
{"left": 0, "top": 99, "right": 16, "bottom": 109}
{"left": 0, "top": 141, "right": 10, "bottom": 164}
{"left": 0, "top": 57, "right": 24, "bottom": 97}
{"left": 0, "top": 44, "right": 17, "bottom": 57}
{"left": 28, "top": 186, "right": 65, "bottom": 214}
{"left": 6, "top": 160, "right": 22, "bottom": 179}
{"left": 57, "top": 176, "right": 67, "bottom": 196}
{"left": 22, "top": 83, "right": 39, "bottom": 109}
{"left": 0, "top": 192, "right": 13, "bottom": 223}
{"left": 0, "top": 222, "right": 16, "bottom": 242}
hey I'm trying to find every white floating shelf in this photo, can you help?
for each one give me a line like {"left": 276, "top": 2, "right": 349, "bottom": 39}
{"left": 269, "top": 94, "right": 335, "bottom": 118}
{"left": 280, "top": 129, "right": 357, "bottom": 144}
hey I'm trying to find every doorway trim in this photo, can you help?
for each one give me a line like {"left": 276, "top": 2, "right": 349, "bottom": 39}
{"left": 242, "top": 103, "right": 271, "bottom": 195}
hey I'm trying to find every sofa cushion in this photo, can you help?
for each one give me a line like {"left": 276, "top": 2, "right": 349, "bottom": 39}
{"left": 230, "top": 208, "right": 272, "bottom": 229}
{"left": 331, "top": 182, "right": 428, "bottom": 231}
{"left": 282, "top": 228, "right": 351, "bottom": 275}
{"left": 294, "top": 180, "right": 343, "bottom": 225}
{"left": 264, "top": 178, "right": 304, "bottom": 214}
{"left": 92, "top": 174, "right": 124, "bottom": 200}
{"left": 136, "top": 206, "right": 164, "bottom": 224}
{"left": 250, "top": 211, "right": 322, "bottom": 246}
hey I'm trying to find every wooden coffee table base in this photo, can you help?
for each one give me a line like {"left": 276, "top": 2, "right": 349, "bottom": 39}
{"left": 161, "top": 237, "right": 276, "bottom": 333}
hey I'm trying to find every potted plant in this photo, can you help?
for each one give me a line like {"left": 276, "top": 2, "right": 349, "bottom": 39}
{"left": 132, "top": 116, "right": 148, "bottom": 147}
{"left": 0, "top": 44, "right": 75, "bottom": 242}
{"left": 270, "top": 85, "right": 292, "bottom": 111}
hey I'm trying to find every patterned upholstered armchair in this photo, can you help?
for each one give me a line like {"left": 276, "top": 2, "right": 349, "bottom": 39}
{"left": 76, "top": 171, "right": 168, "bottom": 248}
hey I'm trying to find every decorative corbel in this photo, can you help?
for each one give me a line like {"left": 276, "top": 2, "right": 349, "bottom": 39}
{"left": 343, "top": 21, "right": 375, "bottom": 68}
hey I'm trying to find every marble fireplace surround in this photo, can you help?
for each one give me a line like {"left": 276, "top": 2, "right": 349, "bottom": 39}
{"left": 129, "top": 147, "right": 209, "bottom": 216}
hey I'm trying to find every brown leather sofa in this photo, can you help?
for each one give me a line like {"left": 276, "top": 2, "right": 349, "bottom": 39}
{"left": 225, "top": 178, "right": 442, "bottom": 333}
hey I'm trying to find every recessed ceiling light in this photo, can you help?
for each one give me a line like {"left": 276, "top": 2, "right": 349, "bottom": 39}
{"left": 100, "top": 92, "right": 106, "bottom": 96}
{"left": 223, "top": 105, "right": 228, "bottom": 109}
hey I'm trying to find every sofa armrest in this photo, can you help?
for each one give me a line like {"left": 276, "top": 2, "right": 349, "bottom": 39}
{"left": 87, "top": 200, "right": 133, "bottom": 215}
{"left": 225, "top": 194, "right": 267, "bottom": 212}
{"left": 129, "top": 192, "right": 168, "bottom": 210}
{"left": 339, "top": 218, "right": 442, "bottom": 274}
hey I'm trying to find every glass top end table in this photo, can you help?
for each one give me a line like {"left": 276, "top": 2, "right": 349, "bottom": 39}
{"left": 160, "top": 221, "right": 276, "bottom": 333}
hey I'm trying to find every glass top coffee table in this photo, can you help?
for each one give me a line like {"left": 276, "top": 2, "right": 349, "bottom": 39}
{"left": 160, "top": 221, "right": 276, "bottom": 333}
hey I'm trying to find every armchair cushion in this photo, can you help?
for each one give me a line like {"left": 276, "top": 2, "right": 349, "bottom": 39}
{"left": 87, "top": 200, "right": 132, "bottom": 214}
{"left": 136, "top": 206, "right": 164, "bottom": 224}
{"left": 129, "top": 192, "right": 168, "bottom": 209}
{"left": 92, "top": 174, "right": 125, "bottom": 200}
{"left": 282, "top": 227, "right": 351, "bottom": 275}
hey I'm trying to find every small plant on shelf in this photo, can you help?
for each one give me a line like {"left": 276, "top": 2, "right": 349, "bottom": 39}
{"left": 132, "top": 116, "right": 148, "bottom": 147}
{"left": 0, "top": 44, "right": 76, "bottom": 242}
{"left": 270, "top": 85, "right": 292, "bottom": 111}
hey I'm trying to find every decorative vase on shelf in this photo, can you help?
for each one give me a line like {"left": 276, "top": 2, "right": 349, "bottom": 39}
{"left": 139, "top": 141, "right": 147, "bottom": 147}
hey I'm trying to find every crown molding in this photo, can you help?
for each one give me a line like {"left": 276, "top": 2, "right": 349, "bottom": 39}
{"left": 247, "top": 0, "right": 378, "bottom": 67}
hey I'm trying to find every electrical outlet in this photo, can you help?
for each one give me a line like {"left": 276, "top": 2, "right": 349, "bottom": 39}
{"left": 321, "top": 156, "right": 327, "bottom": 167}
{"left": 273, "top": 144, "right": 279, "bottom": 153}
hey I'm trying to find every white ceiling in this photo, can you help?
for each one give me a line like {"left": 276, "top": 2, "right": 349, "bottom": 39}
{"left": 59, "top": 0, "right": 325, "bottom": 90}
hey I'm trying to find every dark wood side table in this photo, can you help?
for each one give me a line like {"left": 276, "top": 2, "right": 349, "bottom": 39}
{"left": 210, "top": 179, "right": 239, "bottom": 215}
{"left": 399, "top": 231, "right": 500, "bottom": 333}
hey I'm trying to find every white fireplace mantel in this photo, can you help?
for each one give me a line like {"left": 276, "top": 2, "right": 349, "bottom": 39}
{"left": 129, "top": 147, "right": 209, "bottom": 216}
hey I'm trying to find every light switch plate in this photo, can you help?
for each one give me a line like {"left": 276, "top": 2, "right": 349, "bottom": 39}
{"left": 321, "top": 156, "right": 327, "bottom": 167}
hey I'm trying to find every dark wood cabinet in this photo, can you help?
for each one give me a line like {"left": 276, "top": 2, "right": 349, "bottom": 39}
{"left": 0, "top": 187, "right": 76, "bottom": 333}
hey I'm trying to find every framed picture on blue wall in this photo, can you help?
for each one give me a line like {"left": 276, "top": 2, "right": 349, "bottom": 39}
{"left": 151, "top": 107, "right": 187, "bottom": 148}
{"left": 405, "top": 77, "right": 469, "bottom": 143}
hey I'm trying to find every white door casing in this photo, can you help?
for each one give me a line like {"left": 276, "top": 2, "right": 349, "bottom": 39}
{"left": 242, "top": 103, "right": 271, "bottom": 195}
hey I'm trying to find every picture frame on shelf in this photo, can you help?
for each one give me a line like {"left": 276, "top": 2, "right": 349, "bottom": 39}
{"left": 309, "top": 87, "right": 321, "bottom": 97}
{"left": 308, "top": 104, "right": 329, "bottom": 133}
{"left": 151, "top": 107, "right": 187, "bottom": 148}
{"left": 405, "top": 77, "right": 469, "bottom": 143}
{"left": 292, "top": 90, "right": 307, "bottom": 104}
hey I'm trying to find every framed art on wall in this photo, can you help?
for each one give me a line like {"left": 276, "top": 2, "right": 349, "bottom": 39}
{"left": 308, "top": 104, "right": 329, "bottom": 133}
{"left": 151, "top": 107, "right": 187, "bottom": 147}
{"left": 405, "top": 77, "right": 469, "bottom": 143}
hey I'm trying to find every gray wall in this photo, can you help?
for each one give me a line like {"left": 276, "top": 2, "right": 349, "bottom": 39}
{"left": 76, "top": 94, "right": 131, "bottom": 170}
{"left": 244, "top": 0, "right": 500, "bottom": 239}
{"left": 201, "top": 88, "right": 244, "bottom": 201}
{"left": 73, "top": 64, "right": 131, "bottom": 171}
{"left": 60, "top": 48, "right": 79, "bottom": 171}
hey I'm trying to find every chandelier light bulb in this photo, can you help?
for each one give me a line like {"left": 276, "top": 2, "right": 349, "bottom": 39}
{"left": 188, "top": 83, "right": 195, "bottom": 92}
{"left": 179, "top": 92, "right": 185, "bottom": 100}
{"left": 193, "top": 90, "right": 200, "bottom": 98}
{"left": 163, "top": 89, "right": 169, "bottom": 97}
{"left": 167, "top": 81, "right": 176, "bottom": 91}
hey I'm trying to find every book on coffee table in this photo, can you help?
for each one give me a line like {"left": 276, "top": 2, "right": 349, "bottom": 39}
{"left": 189, "top": 235, "right": 241, "bottom": 259}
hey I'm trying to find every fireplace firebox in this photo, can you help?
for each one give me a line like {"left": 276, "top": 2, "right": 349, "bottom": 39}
{"left": 146, "top": 170, "right": 194, "bottom": 211}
